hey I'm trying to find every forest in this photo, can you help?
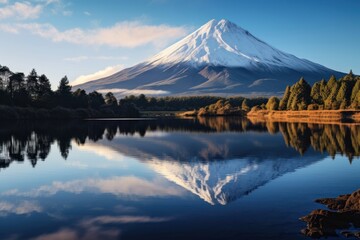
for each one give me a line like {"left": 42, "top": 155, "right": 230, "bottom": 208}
{"left": 259, "top": 71, "right": 360, "bottom": 111}
{"left": 1, "top": 64, "right": 358, "bottom": 120}
{"left": 0, "top": 64, "right": 267, "bottom": 119}
{"left": 0, "top": 65, "right": 140, "bottom": 119}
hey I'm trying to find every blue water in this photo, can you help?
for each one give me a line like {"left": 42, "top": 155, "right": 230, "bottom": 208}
{"left": 0, "top": 119, "right": 359, "bottom": 239}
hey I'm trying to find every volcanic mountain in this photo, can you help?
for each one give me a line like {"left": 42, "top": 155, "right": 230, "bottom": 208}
{"left": 76, "top": 19, "right": 344, "bottom": 97}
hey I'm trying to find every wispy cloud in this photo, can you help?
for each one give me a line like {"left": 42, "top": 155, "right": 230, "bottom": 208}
{"left": 3, "top": 176, "right": 183, "bottom": 198}
{"left": 0, "top": 0, "right": 8, "bottom": 4}
{"left": 0, "top": 2, "right": 43, "bottom": 20}
{"left": 64, "top": 55, "right": 128, "bottom": 62}
{"left": 0, "top": 200, "right": 42, "bottom": 216}
{"left": 83, "top": 11, "right": 91, "bottom": 16}
{"left": 71, "top": 64, "right": 125, "bottom": 86}
{"left": 33, "top": 214, "right": 173, "bottom": 240}
{"left": 0, "top": 21, "right": 188, "bottom": 48}
{"left": 98, "top": 88, "right": 170, "bottom": 96}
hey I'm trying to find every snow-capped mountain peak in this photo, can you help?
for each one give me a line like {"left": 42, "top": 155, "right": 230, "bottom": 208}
{"left": 76, "top": 19, "right": 343, "bottom": 97}
{"left": 147, "top": 19, "right": 316, "bottom": 70}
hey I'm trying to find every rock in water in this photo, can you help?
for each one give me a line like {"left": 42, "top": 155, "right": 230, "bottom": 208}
{"left": 300, "top": 189, "right": 360, "bottom": 238}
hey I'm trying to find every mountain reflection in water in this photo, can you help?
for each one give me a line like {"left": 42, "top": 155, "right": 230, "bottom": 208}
{"left": 0, "top": 117, "right": 360, "bottom": 240}
{"left": 0, "top": 118, "right": 359, "bottom": 169}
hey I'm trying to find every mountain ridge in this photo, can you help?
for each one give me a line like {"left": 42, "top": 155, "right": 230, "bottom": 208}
{"left": 75, "top": 19, "right": 344, "bottom": 97}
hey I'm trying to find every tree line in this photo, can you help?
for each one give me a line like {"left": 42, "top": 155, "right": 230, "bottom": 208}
{"left": 119, "top": 94, "right": 267, "bottom": 111}
{"left": 1, "top": 119, "right": 358, "bottom": 170}
{"left": 0, "top": 65, "right": 139, "bottom": 118}
{"left": 261, "top": 70, "right": 360, "bottom": 111}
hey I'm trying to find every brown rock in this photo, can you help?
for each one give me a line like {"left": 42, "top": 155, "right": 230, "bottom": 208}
{"left": 301, "top": 189, "right": 360, "bottom": 238}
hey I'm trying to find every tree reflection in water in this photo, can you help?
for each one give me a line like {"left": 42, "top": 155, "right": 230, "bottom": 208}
{"left": 0, "top": 118, "right": 359, "bottom": 169}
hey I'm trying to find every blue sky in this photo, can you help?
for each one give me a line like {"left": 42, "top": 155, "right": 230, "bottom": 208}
{"left": 0, "top": 0, "right": 359, "bottom": 87}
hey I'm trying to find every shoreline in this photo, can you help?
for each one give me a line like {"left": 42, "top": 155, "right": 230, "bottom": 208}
{"left": 247, "top": 110, "right": 360, "bottom": 124}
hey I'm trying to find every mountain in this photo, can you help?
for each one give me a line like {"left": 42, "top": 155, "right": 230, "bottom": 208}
{"left": 75, "top": 19, "right": 344, "bottom": 97}
{"left": 80, "top": 129, "right": 323, "bottom": 205}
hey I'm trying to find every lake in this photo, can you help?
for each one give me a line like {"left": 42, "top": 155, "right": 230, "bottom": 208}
{"left": 0, "top": 118, "right": 359, "bottom": 240}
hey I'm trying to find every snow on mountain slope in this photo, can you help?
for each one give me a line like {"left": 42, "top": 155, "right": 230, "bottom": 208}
{"left": 75, "top": 19, "right": 344, "bottom": 97}
{"left": 81, "top": 130, "right": 323, "bottom": 205}
{"left": 147, "top": 156, "right": 319, "bottom": 205}
{"left": 147, "top": 19, "right": 322, "bottom": 71}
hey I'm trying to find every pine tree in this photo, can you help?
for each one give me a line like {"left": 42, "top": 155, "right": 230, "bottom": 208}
{"left": 105, "top": 92, "right": 117, "bottom": 106}
{"left": 56, "top": 76, "right": 72, "bottom": 107}
{"left": 324, "top": 76, "right": 339, "bottom": 109}
{"left": 26, "top": 69, "right": 39, "bottom": 100}
{"left": 38, "top": 74, "right": 52, "bottom": 96}
{"left": 279, "top": 86, "right": 291, "bottom": 110}
{"left": 287, "top": 78, "right": 311, "bottom": 110}
{"left": 310, "top": 81, "right": 322, "bottom": 104}
{"left": 350, "top": 79, "right": 360, "bottom": 103}
{"left": 57, "top": 76, "right": 71, "bottom": 96}
{"left": 336, "top": 80, "right": 353, "bottom": 108}
{"left": 241, "top": 99, "right": 250, "bottom": 111}
{"left": 266, "top": 96, "right": 280, "bottom": 110}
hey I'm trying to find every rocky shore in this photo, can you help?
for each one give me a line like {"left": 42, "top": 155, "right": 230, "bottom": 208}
{"left": 300, "top": 189, "right": 360, "bottom": 238}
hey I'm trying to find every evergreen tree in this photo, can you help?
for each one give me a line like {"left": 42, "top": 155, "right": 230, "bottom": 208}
{"left": 38, "top": 74, "right": 52, "bottom": 96}
{"left": 336, "top": 80, "right": 353, "bottom": 108}
{"left": 350, "top": 80, "right": 360, "bottom": 108}
{"left": 311, "top": 81, "right": 323, "bottom": 105}
{"left": 279, "top": 86, "right": 291, "bottom": 110}
{"left": 318, "top": 79, "right": 328, "bottom": 100}
{"left": 287, "top": 78, "right": 311, "bottom": 110}
{"left": 57, "top": 76, "right": 71, "bottom": 95}
{"left": 105, "top": 92, "right": 117, "bottom": 106}
{"left": 266, "top": 96, "right": 280, "bottom": 110}
{"left": 0, "top": 66, "right": 12, "bottom": 90}
{"left": 324, "top": 76, "right": 339, "bottom": 109}
{"left": 72, "top": 89, "right": 88, "bottom": 108}
{"left": 8, "top": 73, "right": 25, "bottom": 97}
{"left": 88, "top": 91, "right": 105, "bottom": 109}
{"left": 56, "top": 76, "right": 72, "bottom": 107}
{"left": 26, "top": 69, "right": 39, "bottom": 100}
{"left": 241, "top": 99, "right": 250, "bottom": 111}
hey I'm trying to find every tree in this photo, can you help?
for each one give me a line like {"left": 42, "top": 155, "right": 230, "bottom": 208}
{"left": 72, "top": 89, "right": 88, "bottom": 108}
{"left": 56, "top": 76, "right": 72, "bottom": 107}
{"left": 311, "top": 80, "right": 326, "bottom": 105}
{"left": 104, "top": 92, "right": 117, "bottom": 106}
{"left": 287, "top": 78, "right": 311, "bottom": 110}
{"left": 8, "top": 72, "right": 25, "bottom": 97}
{"left": 0, "top": 66, "right": 12, "bottom": 90}
{"left": 266, "top": 96, "right": 280, "bottom": 110}
{"left": 336, "top": 80, "right": 353, "bottom": 108}
{"left": 241, "top": 99, "right": 250, "bottom": 111}
{"left": 324, "top": 76, "right": 339, "bottom": 109}
{"left": 57, "top": 76, "right": 71, "bottom": 95}
{"left": 279, "top": 86, "right": 291, "bottom": 110}
{"left": 26, "top": 69, "right": 39, "bottom": 100}
{"left": 38, "top": 74, "right": 52, "bottom": 96}
{"left": 88, "top": 91, "right": 105, "bottom": 109}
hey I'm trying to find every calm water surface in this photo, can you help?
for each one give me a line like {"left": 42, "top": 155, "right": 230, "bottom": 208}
{"left": 0, "top": 118, "right": 359, "bottom": 240}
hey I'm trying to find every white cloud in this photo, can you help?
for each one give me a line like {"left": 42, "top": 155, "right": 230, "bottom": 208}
{"left": 0, "top": 21, "right": 188, "bottom": 48}
{"left": 83, "top": 11, "right": 90, "bottom": 16}
{"left": 0, "top": 200, "right": 42, "bottom": 215}
{"left": 0, "top": 2, "right": 43, "bottom": 19}
{"left": 97, "top": 88, "right": 170, "bottom": 96}
{"left": 64, "top": 55, "right": 128, "bottom": 62}
{"left": 74, "top": 142, "right": 127, "bottom": 161}
{"left": 33, "top": 215, "right": 172, "bottom": 240}
{"left": 0, "top": 23, "right": 19, "bottom": 33}
{"left": 0, "top": 0, "right": 8, "bottom": 4}
{"left": 71, "top": 64, "right": 125, "bottom": 86}
{"left": 3, "top": 176, "right": 184, "bottom": 198}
